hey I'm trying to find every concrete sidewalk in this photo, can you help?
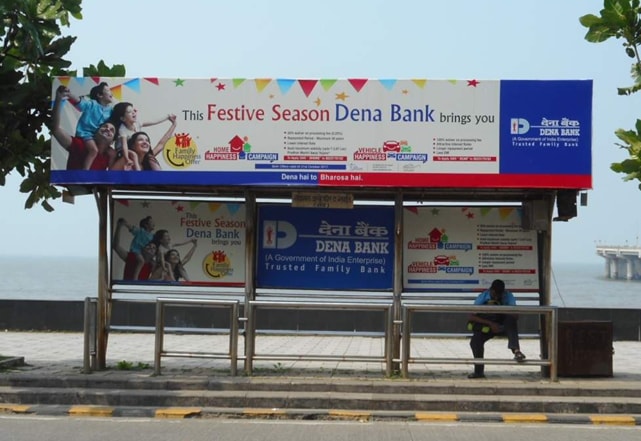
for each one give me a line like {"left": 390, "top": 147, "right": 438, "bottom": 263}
{"left": 2, "top": 332, "right": 641, "bottom": 424}
{"left": 2, "top": 331, "right": 640, "bottom": 383}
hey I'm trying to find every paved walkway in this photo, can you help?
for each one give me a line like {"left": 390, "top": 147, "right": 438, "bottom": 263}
{"left": 2, "top": 331, "right": 640, "bottom": 384}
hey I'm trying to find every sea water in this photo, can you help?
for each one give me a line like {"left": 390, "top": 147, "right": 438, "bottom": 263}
{"left": 2, "top": 255, "right": 641, "bottom": 308}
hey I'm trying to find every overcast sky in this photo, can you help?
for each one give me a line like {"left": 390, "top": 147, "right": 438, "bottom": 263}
{"left": 0, "top": 0, "right": 638, "bottom": 263}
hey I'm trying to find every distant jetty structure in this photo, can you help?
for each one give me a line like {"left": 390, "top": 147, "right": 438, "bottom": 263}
{"left": 596, "top": 245, "right": 641, "bottom": 280}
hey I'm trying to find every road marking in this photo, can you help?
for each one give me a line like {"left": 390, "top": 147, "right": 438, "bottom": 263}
{"left": 155, "top": 407, "right": 202, "bottom": 418}
{"left": 68, "top": 406, "right": 113, "bottom": 417}
{"left": 328, "top": 410, "right": 372, "bottom": 420}
{"left": 503, "top": 413, "right": 548, "bottom": 423}
{"left": 0, "top": 404, "right": 31, "bottom": 414}
{"left": 415, "top": 412, "right": 459, "bottom": 422}
{"left": 589, "top": 415, "right": 636, "bottom": 426}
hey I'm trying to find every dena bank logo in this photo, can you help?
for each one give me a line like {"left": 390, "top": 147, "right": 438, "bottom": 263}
{"left": 510, "top": 118, "right": 530, "bottom": 135}
{"left": 163, "top": 132, "right": 201, "bottom": 169}
{"left": 262, "top": 220, "right": 297, "bottom": 249}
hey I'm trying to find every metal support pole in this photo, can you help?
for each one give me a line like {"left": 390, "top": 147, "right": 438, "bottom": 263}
{"left": 243, "top": 191, "right": 256, "bottom": 375}
{"left": 82, "top": 297, "right": 95, "bottom": 374}
{"left": 94, "top": 188, "right": 109, "bottom": 370}
{"left": 154, "top": 300, "right": 165, "bottom": 375}
{"left": 549, "top": 307, "right": 558, "bottom": 381}
{"left": 401, "top": 306, "right": 410, "bottom": 378}
{"left": 245, "top": 302, "right": 254, "bottom": 375}
{"left": 392, "top": 192, "right": 403, "bottom": 373}
{"left": 230, "top": 302, "right": 239, "bottom": 376}
{"left": 385, "top": 306, "right": 393, "bottom": 377}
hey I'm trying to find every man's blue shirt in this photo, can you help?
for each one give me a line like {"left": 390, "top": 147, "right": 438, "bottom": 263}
{"left": 473, "top": 290, "right": 516, "bottom": 306}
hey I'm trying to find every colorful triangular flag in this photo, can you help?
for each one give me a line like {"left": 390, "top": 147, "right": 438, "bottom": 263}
{"left": 277, "top": 79, "right": 296, "bottom": 95}
{"left": 379, "top": 79, "right": 396, "bottom": 90}
{"left": 298, "top": 79, "right": 318, "bottom": 97}
{"left": 319, "top": 79, "right": 337, "bottom": 91}
{"left": 255, "top": 79, "right": 272, "bottom": 92}
{"left": 348, "top": 78, "right": 368, "bottom": 92}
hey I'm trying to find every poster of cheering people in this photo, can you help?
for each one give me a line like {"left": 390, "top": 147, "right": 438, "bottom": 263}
{"left": 403, "top": 206, "right": 538, "bottom": 292}
{"left": 111, "top": 199, "right": 246, "bottom": 286}
{"left": 50, "top": 77, "right": 592, "bottom": 189}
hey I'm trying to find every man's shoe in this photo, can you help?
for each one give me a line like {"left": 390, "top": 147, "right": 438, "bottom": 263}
{"left": 513, "top": 350, "right": 526, "bottom": 362}
{"left": 467, "top": 372, "right": 486, "bottom": 379}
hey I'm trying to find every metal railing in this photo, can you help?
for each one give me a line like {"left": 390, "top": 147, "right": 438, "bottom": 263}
{"left": 154, "top": 297, "right": 241, "bottom": 376}
{"left": 245, "top": 300, "right": 394, "bottom": 376}
{"left": 400, "top": 304, "right": 558, "bottom": 380}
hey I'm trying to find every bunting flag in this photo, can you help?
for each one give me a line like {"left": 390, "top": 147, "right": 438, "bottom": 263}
{"left": 232, "top": 78, "right": 246, "bottom": 88}
{"left": 404, "top": 206, "right": 419, "bottom": 215}
{"left": 319, "top": 79, "right": 337, "bottom": 91}
{"left": 189, "top": 201, "right": 202, "bottom": 211}
{"left": 123, "top": 79, "right": 141, "bottom": 93}
{"left": 499, "top": 207, "right": 514, "bottom": 219}
{"left": 448, "top": 79, "right": 458, "bottom": 85}
{"left": 412, "top": 79, "right": 427, "bottom": 89}
{"left": 144, "top": 78, "right": 160, "bottom": 85}
{"left": 348, "top": 78, "right": 368, "bottom": 92}
{"left": 90, "top": 76, "right": 101, "bottom": 84}
{"left": 226, "top": 204, "right": 242, "bottom": 216}
{"left": 298, "top": 79, "right": 318, "bottom": 97}
{"left": 209, "top": 78, "right": 218, "bottom": 83}
{"left": 254, "top": 79, "right": 271, "bottom": 92}
{"left": 480, "top": 207, "right": 492, "bottom": 216}
{"left": 208, "top": 203, "right": 223, "bottom": 213}
{"left": 110, "top": 84, "right": 123, "bottom": 101}
{"left": 115, "top": 200, "right": 129, "bottom": 207}
{"left": 57, "top": 77, "right": 71, "bottom": 88}
{"left": 276, "top": 79, "right": 296, "bottom": 95}
{"left": 379, "top": 79, "right": 396, "bottom": 90}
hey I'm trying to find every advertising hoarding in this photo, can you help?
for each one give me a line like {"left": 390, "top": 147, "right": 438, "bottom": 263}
{"left": 256, "top": 204, "right": 395, "bottom": 290}
{"left": 50, "top": 78, "right": 592, "bottom": 189}
{"left": 111, "top": 199, "right": 246, "bottom": 286}
{"left": 403, "top": 206, "right": 539, "bottom": 291}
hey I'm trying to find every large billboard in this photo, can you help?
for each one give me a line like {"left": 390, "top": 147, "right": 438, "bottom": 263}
{"left": 50, "top": 77, "right": 592, "bottom": 189}
{"left": 403, "top": 206, "right": 538, "bottom": 292}
{"left": 111, "top": 199, "right": 246, "bottom": 286}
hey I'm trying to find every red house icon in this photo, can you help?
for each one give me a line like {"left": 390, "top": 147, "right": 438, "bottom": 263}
{"left": 229, "top": 135, "right": 244, "bottom": 152}
{"left": 428, "top": 228, "right": 443, "bottom": 243}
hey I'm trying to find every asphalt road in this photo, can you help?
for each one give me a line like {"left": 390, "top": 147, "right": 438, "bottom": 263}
{"left": 2, "top": 416, "right": 640, "bottom": 441}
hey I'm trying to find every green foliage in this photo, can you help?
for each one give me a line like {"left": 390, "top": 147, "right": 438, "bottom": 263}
{"left": 0, "top": 0, "right": 124, "bottom": 211}
{"left": 115, "top": 360, "right": 150, "bottom": 370}
{"left": 581, "top": 0, "right": 641, "bottom": 189}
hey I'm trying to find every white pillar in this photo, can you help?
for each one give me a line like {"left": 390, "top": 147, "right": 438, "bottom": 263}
{"left": 609, "top": 258, "right": 618, "bottom": 279}
{"left": 626, "top": 259, "right": 634, "bottom": 280}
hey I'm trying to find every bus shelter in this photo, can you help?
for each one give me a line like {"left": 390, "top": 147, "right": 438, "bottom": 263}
{"left": 50, "top": 77, "right": 592, "bottom": 371}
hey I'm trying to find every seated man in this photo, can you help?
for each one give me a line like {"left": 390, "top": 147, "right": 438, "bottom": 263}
{"left": 467, "top": 279, "right": 526, "bottom": 379}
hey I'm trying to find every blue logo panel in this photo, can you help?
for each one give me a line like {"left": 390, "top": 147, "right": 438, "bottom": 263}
{"left": 257, "top": 205, "right": 395, "bottom": 290}
{"left": 499, "top": 80, "right": 592, "bottom": 176}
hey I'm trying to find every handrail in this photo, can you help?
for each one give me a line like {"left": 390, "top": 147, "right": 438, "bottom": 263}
{"left": 154, "top": 297, "right": 240, "bottom": 376}
{"left": 110, "top": 286, "right": 245, "bottom": 298}
{"left": 246, "top": 300, "right": 394, "bottom": 376}
{"left": 401, "top": 304, "right": 558, "bottom": 381}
